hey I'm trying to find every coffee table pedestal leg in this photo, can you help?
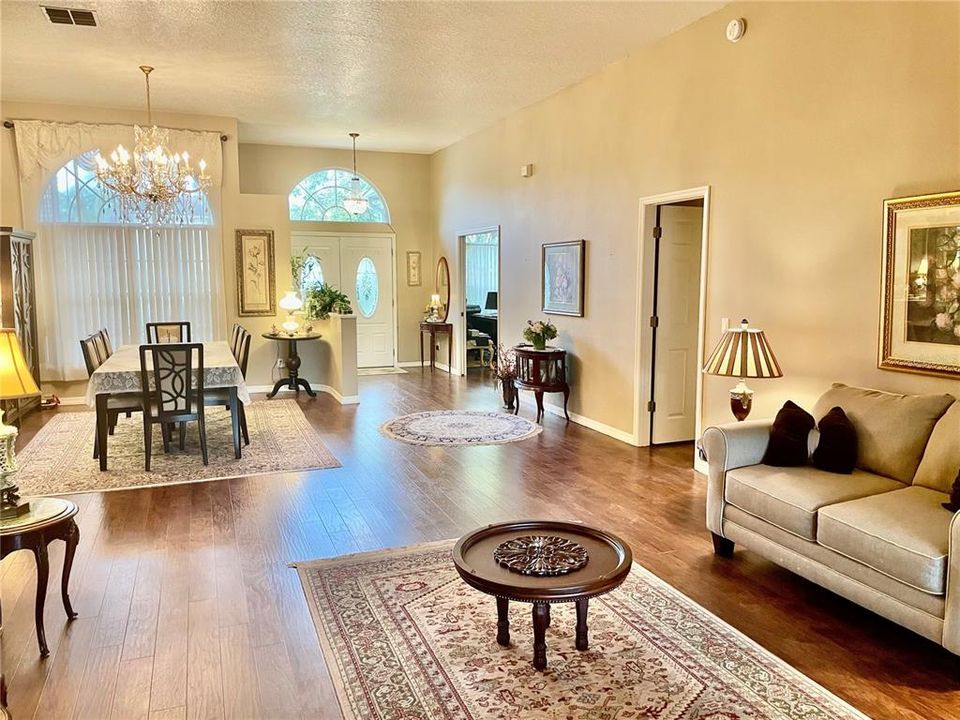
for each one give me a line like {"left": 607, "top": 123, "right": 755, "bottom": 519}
{"left": 496, "top": 598, "right": 510, "bottom": 646}
{"left": 532, "top": 602, "right": 549, "bottom": 670}
{"left": 575, "top": 598, "right": 589, "bottom": 651}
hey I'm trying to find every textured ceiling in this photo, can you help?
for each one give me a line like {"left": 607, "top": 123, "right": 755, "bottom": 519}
{"left": 0, "top": 1, "right": 722, "bottom": 153}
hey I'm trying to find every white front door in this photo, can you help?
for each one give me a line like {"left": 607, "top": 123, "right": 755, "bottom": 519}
{"left": 340, "top": 236, "right": 395, "bottom": 368}
{"left": 651, "top": 204, "right": 703, "bottom": 444}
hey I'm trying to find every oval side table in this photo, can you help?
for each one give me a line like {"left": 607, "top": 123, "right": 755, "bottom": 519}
{"left": 0, "top": 497, "right": 80, "bottom": 657}
{"left": 512, "top": 346, "right": 570, "bottom": 423}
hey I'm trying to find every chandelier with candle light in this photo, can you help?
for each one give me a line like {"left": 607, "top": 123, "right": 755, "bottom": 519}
{"left": 95, "top": 65, "right": 211, "bottom": 226}
{"left": 342, "top": 132, "right": 369, "bottom": 216}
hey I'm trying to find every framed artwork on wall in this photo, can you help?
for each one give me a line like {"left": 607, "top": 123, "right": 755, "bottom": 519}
{"left": 879, "top": 190, "right": 960, "bottom": 378}
{"left": 235, "top": 229, "right": 276, "bottom": 316}
{"left": 406, "top": 251, "right": 422, "bottom": 286}
{"left": 542, "top": 239, "right": 585, "bottom": 316}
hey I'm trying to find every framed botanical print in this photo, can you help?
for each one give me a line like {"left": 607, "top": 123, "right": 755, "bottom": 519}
{"left": 406, "top": 251, "right": 422, "bottom": 286}
{"left": 879, "top": 191, "right": 960, "bottom": 378}
{"left": 542, "top": 239, "right": 585, "bottom": 316}
{"left": 235, "top": 229, "right": 276, "bottom": 316}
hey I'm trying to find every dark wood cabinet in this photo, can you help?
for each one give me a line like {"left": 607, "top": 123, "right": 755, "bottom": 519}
{"left": 513, "top": 346, "right": 570, "bottom": 422}
{"left": 0, "top": 227, "right": 41, "bottom": 421}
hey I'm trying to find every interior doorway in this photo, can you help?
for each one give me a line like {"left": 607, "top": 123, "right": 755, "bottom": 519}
{"left": 634, "top": 188, "right": 710, "bottom": 453}
{"left": 458, "top": 227, "right": 500, "bottom": 376}
{"left": 291, "top": 231, "right": 397, "bottom": 368}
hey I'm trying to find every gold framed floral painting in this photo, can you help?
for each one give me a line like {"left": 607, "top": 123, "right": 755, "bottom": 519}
{"left": 236, "top": 229, "right": 276, "bottom": 316}
{"left": 879, "top": 190, "right": 960, "bottom": 378}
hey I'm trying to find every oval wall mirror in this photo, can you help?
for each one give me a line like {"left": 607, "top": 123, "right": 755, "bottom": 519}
{"left": 436, "top": 257, "right": 451, "bottom": 322}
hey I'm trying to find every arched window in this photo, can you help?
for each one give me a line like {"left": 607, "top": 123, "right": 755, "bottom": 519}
{"left": 288, "top": 168, "right": 389, "bottom": 223}
{"left": 41, "top": 149, "right": 211, "bottom": 225}
{"left": 36, "top": 149, "right": 222, "bottom": 381}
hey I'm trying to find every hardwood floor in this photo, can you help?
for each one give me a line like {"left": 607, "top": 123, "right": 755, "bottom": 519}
{"left": 2, "top": 370, "right": 958, "bottom": 719}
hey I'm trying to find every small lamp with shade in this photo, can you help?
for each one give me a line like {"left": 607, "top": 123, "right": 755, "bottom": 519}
{"left": 702, "top": 318, "right": 782, "bottom": 421}
{"left": 0, "top": 328, "right": 41, "bottom": 520}
{"left": 279, "top": 290, "right": 303, "bottom": 335}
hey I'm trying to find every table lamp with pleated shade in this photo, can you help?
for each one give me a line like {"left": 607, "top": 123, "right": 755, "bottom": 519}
{"left": 0, "top": 328, "right": 40, "bottom": 520}
{"left": 702, "top": 318, "right": 782, "bottom": 421}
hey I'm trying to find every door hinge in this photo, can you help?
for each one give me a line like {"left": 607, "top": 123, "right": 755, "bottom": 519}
{"left": 647, "top": 400, "right": 656, "bottom": 412}
{"left": 652, "top": 226, "right": 663, "bottom": 240}
{"left": 649, "top": 316, "right": 659, "bottom": 328}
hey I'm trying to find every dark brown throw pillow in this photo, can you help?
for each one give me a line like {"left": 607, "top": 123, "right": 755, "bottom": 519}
{"left": 943, "top": 470, "right": 960, "bottom": 512}
{"left": 762, "top": 400, "right": 815, "bottom": 467}
{"left": 813, "top": 406, "right": 858, "bottom": 474}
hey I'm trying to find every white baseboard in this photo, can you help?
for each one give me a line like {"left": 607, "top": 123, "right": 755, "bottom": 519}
{"left": 49, "top": 395, "right": 87, "bottom": 406}
{"left": 246, "top": 384, "right": 359, "bottom": 405}
{"left": 398, "top": 360, "right": 458, "bottom": 374}
{"left": 694, "top": 456, "right": 708, "bottom": 475}
{"left": 540, "top": 403, "right": 636, "bottom": 445}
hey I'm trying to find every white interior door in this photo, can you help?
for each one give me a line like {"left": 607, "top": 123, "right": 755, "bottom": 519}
{"left": 340, "top": 236, "right": 395, "bottom": 368}
{"left": 652, "top": 204, "right": 703, "bottom": 444}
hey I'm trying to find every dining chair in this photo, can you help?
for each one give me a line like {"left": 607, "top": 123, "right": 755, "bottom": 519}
{"left": 80, "top": 333, "right": 142, "bottom": 460}
{"left": 229, "top": 322, "right": 242, "bottom": 357}
{"left": 205, "top": 326, "right": 251, "bottom": 447}
{"left": 146, "top": 321, "right": 192, "bottom": 344}
{"left": 139, "top": 343, "right": 207, "bottom": 470}
{"left": 94, "top": 328, "right": 113, "bottom": 361}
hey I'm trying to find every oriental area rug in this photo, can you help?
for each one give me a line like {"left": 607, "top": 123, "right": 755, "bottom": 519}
{"left": 295, "top": 541, "right": 869, "bottom": 720}
{"left": 380, "top": 410, "right": 542, "bottom": 446}
{"left": 15, "top": 399, "right": 340, "bottom": 495}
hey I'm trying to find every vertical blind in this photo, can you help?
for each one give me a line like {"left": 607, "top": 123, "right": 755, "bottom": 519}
{"left": 36, "top": 150, "right": 225, "bottom": 381}
{"left": 464, "top": 231, "right": 499, "bottom": 308}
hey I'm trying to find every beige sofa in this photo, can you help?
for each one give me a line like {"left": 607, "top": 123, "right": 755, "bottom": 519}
{"left": 702, "top": 383, "right": 960, "bottom": 654}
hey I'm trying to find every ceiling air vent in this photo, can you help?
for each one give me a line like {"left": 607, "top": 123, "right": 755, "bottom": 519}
{"left": 40, "top": 6, "right": 98, "bottom": 27}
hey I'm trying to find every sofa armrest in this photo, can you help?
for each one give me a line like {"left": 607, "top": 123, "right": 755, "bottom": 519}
{"left": 943, "top": 511, "right": 960, "bottom": 654}
{"left": 701, "top": 420, "right": 772, "bottom": 536}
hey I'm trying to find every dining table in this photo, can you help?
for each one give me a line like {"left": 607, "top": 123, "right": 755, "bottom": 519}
{"left": 86, "top": 341, "right": 251, "bottom": 470}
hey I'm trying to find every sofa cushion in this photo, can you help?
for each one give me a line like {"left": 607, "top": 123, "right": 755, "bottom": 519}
{"left": 817, "top": 486, "right": 952, "bottom": 595}
{"left": 913, "top": 400, "right": 960, "bottom": 493}
{"left": 725, "top": 464, "right": 904, "bottom": 541}
{"left": 812, "top": 383, "right": 955, "bottom": 483}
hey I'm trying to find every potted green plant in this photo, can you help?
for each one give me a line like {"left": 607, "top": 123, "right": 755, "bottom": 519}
{"left": 303, "top": 283, "right": 353, "bottom": 320}
{"left": 489, "top": 344, "right": 518, "bottom": 410}
{"left": 523, "top": 319, "right": 558, "bottom": 350}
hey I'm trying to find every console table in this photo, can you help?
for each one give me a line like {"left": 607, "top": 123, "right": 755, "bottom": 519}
{"left": 419, "top": 321, "right": 453, "bottom": 372}
{"left": 513, "top": 346, "right": 570, "bottom": 423}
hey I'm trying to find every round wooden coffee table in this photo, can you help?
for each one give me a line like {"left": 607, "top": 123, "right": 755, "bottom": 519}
{"left": 452, "top": 520, "right": 632, "bottom": 670}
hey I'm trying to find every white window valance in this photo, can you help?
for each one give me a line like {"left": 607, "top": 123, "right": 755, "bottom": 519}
{"left": 13, "top": 120, "right": 223, "bottom": 222}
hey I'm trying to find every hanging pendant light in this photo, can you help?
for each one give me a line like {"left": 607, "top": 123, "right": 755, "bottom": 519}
{"left": 94, "top": 65, "right": 211, "bottom": 225}
{"left": 342, "top": 132, "right": 369, "bottom": 216}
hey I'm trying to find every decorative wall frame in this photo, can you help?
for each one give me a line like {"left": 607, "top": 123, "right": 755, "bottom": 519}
{"left": 542, "top": 239, "right": 585, "bottom": 316}
{"left": 879, "top": 190, "right": 960, "bottom": 378}
{"left": 235, "top": 229, "right": 276, "bottom": 316}
{"left": 406, "top": 251, "right": 422, "bottom": 286}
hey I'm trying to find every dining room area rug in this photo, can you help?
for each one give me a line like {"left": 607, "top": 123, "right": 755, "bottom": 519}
{"left": 295, "top": 540, "right": 869, "bottom": 720}
{"left": 14, "top": 398, "right": 341, "bottom": 495}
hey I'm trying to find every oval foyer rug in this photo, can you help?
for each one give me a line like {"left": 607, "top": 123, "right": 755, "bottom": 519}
{"left": 380, "top": 410, "right": 542, "bottom": 446}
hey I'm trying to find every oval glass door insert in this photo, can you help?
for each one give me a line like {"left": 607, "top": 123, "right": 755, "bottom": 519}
{"left": 355, "top": 256, "right": 379, "bottom": 318}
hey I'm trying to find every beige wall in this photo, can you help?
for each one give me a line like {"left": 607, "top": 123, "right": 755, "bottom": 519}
{"left": 431, "top": 1, "right": 960, "bottom": 438}
{"left": 0, "top": 101, "right": 434, "bottom": 397}
{"left": 238, "top": 143, "right": 434, "bottom": 367}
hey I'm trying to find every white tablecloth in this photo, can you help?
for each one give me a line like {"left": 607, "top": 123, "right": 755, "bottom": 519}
{"left": 85, "top": 342, "right": 251, "bottom": 407}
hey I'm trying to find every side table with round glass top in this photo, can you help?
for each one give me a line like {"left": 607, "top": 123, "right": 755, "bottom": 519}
{"left": 0, "top": 497, "right": 80, "bottom": 657}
